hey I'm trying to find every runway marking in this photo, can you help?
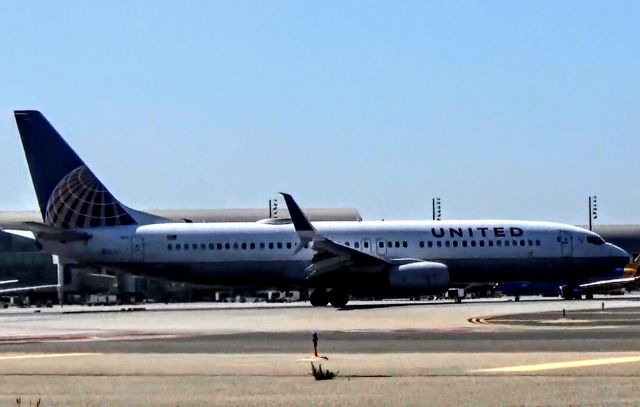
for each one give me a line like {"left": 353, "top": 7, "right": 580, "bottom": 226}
{"left": 0, "top": 353, "right": 101, "bottom": 361}
{"left": 467, "top": 316, "right": 494, "bottom": 325}
{"left": 472, "top": 355, "right": 640, "bottom": 373}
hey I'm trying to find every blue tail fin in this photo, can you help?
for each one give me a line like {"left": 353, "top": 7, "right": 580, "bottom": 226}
{"left": 14, "top": 110, "right": 137, "bottom": 229}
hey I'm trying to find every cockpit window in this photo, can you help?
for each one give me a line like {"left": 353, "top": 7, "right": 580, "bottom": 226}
{"left": 586, "top": 236, "right": 605, "bottom": 245}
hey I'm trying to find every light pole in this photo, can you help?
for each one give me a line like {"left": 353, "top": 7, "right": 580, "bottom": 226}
{"left": 432, "top": 197, "right": 442, "bottom": 221}
{"left": 269, "top": 198, "right": 279, "bottom": 219}
{"left": 588, "top": 195, "right": 598, "bottom": 231}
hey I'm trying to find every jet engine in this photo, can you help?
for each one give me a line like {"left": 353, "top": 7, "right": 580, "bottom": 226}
{"left": 389, "top": 261, "right": 449, "bottom": 294}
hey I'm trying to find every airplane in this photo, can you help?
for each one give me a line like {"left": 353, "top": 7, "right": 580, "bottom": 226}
{"left": 3, "top": 110, "right": 631, "bottom": 307}
{"left": 578, "top": 254, "right": 640, "bottom": 297}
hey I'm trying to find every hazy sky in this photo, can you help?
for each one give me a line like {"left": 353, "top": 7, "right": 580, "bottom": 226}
{"left": 0, "top": 1, "right": 638, "bottom": 224}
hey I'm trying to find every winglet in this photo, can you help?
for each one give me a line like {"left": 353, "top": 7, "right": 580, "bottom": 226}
{"left": 280, "top": 193, "right": 317, "bottom": 251}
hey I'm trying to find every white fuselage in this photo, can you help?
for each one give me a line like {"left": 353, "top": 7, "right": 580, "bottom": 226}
{"left": 41, "top": 219, "right": 630, "bottom": 290}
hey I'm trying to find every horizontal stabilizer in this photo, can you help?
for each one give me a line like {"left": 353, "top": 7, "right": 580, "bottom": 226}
{"left": 2, "top": 222, "right": 91, "bottom": 242}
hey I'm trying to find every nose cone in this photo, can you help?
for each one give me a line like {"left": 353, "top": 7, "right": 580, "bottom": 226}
{"left": 605, "top": 243, "right": 631, "bottom": 266}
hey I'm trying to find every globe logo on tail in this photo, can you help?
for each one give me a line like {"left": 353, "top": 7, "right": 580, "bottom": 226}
{"left": 45, "top": 165, "right": 136, "bottom": 229}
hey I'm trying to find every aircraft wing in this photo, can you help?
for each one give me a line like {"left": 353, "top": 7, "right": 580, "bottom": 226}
{"left": 280, "top": 193, "right": 390, "bottom": 279}
{"left": 580, "top": 255, "right": 640, "bottom": 292}
{"left": 0, "top": 284, "right": 58, "bottom": 295}
{"left": 579, "top": 277, "right": 640, "bottom": 292}
{"left": 0, "top": 280, "right": 18, "bottom": 286}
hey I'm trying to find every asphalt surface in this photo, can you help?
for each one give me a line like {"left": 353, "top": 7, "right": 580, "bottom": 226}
{"left": 5, "top": 327, "right": 640, "bottom": 354}
{"left": 2, "top": 298, "right": 640, "bottom": 405}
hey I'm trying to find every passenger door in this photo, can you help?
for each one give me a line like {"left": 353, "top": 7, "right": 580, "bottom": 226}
{"left": 559, "top": 231, "right": 573, "bottom": 257}
{"left": 376, "top": 239, "right": 387, "bottom": 256}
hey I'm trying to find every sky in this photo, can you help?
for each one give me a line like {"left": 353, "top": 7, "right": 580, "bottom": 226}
{"left": 0, "top": 1, "right": 638, "bottom": 224}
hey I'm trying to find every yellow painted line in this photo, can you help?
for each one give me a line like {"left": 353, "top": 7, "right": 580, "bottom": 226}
{"left": 0, "top": 353, "right": 100, "bottom": 361}
{"left": 472, "top": 355, "right": 640, "bottom": 373}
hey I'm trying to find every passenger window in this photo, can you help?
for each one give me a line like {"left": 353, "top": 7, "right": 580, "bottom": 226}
{"left": 225, "top": 243, "right": 230, "bottom": 250}
{"left": 395, "top": 241, "right": 400, "bottom": 248}
{"left": 428, "top": 241, "right": 433, "bottom": 248}
{"left": 437, "top": 241, "right": 442, "bottom": 248}
{"left": 379, "top": 241, "right": 384, "bottom": 248}
{"left": 277, "top": 242, "right": 283, "bottom": 249}
{"left": 208, "top": 243, "right": 214, "bottom": 250}
{"left": 471, "top": 241, "right": 476, "bottom": 247}
{"left": 445, "top": 241, "right": 450, "bottom": 247}
{"left": 504, "top": 241, "right": 509, "bottom": 247}
{"left": 535, "top": 240, "right": 541, "bottom": 246}
{"left": 286, "top": 242, "right": 292, "bottom": 249}
{"left": 402, "top": 241, "right": 408, "bottom": 248}
{"left": 176, "top": 244, "right": 181, "bottom": 251}
{"left": 419, "top": 241, "right": 424, "bottom": 248}
{"left": 192, "top": 244, "right": 197, "bottom": 250}
{"left": 200, "top": 244, "right": 206, "bottom": 250}
{"left": 462, "top": 241, "right": 467, "bottom": 247}
{"left": 488, "top": 241, "right": 493, "bottom": 247}
{"left": 167, "top": 234, "right": 177, "bottom": 241}
{"left": 345, "top": 242, "right": 350, "bottom": 247}
{"left": 167, "top": 244, "right": 173, "bottom": 250}
{"left": 269, "top": 243, "right": 274, "bottom": 249}
{"left": 260, "top": 242, "right": 265, "bottom": 249}
{"left": 364, "top": 241, "right": 369, "bottom": 249}
{"left": 452, "top": 241, "right": 458, "bottom": 247}
{"left": 497, "top": 241, "right": 502, "bottom": 247}
{"left": 250, "top": 243, "right": 255, "bottom": 250}
{"left": 528, "top": 240, "right": 533, "bottom": 247}
{"left": 217, "top": 243, "right": 223, "bottom": 250}
{"left": 232, "top": 243, "right": 238, "bottom": 250}
{"left": 354, "top": 242, "right": 360, "bottom": 249}
{"left": 387, "top": 241, "right": 393, "bottom": 248}
{"left": 241, "top": 243, "right": 247, "bottom": 250}
{"left": 479, "top": 241, "right": 484, "bottom": 247}
{"left": 184, "top": 244, "right": 189, "bottom": 251}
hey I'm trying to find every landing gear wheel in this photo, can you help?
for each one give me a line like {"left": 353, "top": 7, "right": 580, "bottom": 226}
{"left": 309, "top": 289, "right": 329, "bottom": 307}
{"left": 328, "top": 289, "right": 349, "bottom": 308}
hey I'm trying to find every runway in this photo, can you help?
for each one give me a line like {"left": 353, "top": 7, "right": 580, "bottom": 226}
{"left": 1, "top": 297, "right": 640, "bottom": 405}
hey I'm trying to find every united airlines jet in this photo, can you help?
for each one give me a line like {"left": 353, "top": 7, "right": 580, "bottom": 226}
{"left": 5, "top": 111, "right": 631, "bottom": 307}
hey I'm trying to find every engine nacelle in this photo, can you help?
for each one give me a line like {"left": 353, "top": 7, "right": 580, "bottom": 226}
{"left": 389, "top": 261, "right": 449, "bottom": 294}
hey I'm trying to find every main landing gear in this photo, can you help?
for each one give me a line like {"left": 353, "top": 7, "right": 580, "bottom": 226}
{"left": 309, "top": 289, "right": 350, "bottom": 308}
{"left": 309, "top": 289, "right": 329, "bottom": 307}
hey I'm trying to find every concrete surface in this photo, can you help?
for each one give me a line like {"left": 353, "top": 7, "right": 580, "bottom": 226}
{"left": 1, "top": 297, "right": 640, "bottom": 406}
